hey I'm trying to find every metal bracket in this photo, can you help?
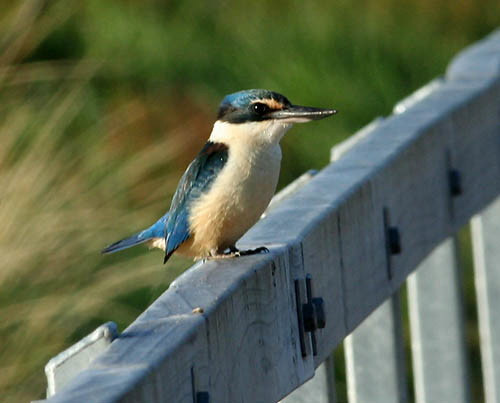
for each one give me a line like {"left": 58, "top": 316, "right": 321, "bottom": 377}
{"left": 383, "top": 207, "right": 402, "bottom": 280}
{"left": 446, "top": 148, "right": 463, "bottom": 198}
{"left": 191, "top": 366, "right": 209, "bottom": 403}
{"left": 196, "top": 392, "right": 210, "bottom": 403}
{"left": 449, "top": 169, "right": 463, "bottom": 197}
{"left": 294, "top": 274, "right": 326, "bottom": 357}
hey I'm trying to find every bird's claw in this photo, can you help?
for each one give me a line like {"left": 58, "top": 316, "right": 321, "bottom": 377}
{"left": 204, "top": 246, "right": 269, "bottom": 260}
{"left": 229, "top": 246, "right": 269, "bottom": 256}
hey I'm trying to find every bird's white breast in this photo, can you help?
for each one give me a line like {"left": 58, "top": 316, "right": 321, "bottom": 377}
{"left": 185, "top": 120, "right": 291, "bottom": 257}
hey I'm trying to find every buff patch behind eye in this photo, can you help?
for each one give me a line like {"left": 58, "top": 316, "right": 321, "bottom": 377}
{"left": 252, "top": 98, "right": 285, "bottom": 110}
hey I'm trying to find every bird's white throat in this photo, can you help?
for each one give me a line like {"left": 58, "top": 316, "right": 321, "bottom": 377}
{"left": 209, "top": 120, "right": 293, "bottom": 148}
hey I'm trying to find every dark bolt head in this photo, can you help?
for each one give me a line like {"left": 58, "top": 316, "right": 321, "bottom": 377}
{"left": 303, "top": 297, "right": 326, "bottom": 332}
{"left": 303, "top": 302, "right": 317, "bottom": 332}
{"left": 449, "top": 169, "right": 463, "bottom": 196}
{"left": 312, "top": 298, "right": 326, "bottom": 329}
{"left": 197, "top": 392, "right": 210, "bottom": 403}
{"left": 388, "top": 227, "right": 401, "bottom": 255}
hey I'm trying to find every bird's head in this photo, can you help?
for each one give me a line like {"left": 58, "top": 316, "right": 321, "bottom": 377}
{"left": 211, "top": 89, "right": 337, "bottom": 146}
{"left": 217, "top": 89, "right": 336, "bottom": 124}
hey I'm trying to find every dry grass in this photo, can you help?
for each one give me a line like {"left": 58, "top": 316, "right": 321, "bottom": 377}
{"left": 0, "top": 3, "right": 204, "bottom": 401}
{"left": 1, "top": 0, "right": 497, "bottom": 401}
{"left": 0, "top": 66, "right": 195, "bottom": 401}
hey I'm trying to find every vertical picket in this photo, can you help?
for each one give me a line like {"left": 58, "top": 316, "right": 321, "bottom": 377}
{"left": 471, "top": 196, "right": 500, "bottom": 403}
{"left": 344, "top": 293, "right": 408, "bottom": 403}
{"left": 280, "top": 357, "right": 336, "bottom": 403}
{"left": 407, "top": 237, "right": 470, "bottom": 403}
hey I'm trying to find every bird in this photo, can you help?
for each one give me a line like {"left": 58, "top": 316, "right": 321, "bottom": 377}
{"left": 102, "top": 89, "right": 337, "bottom": 264}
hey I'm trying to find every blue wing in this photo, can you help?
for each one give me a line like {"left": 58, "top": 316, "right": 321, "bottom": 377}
{"left": 163, "top": 141, "right": 229, "bottom": 263}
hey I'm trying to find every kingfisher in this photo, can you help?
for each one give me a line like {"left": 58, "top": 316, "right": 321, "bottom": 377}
{"left": 102, "top": 89, "right": 336, "bottom": 263}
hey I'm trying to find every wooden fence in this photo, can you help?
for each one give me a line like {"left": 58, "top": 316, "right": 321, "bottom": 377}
{"left": 41, "top": 29, "right": 500, "bottom": 403}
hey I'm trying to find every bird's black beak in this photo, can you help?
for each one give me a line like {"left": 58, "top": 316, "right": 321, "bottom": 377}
{"left": 269, "top": 105, "right": 337, "bottom": 123}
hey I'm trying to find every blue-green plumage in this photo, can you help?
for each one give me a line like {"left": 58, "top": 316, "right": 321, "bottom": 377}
{"left": 102, "top": 89, "right": 336, "bottom": 263}
{"left": 217, "top": 89, "right": 291, "bottom": 123}
{"left": 101, "top": 213, "right": 168, "bottom": 254}
{"left": 163, "top": 141, "right": 228, "bottom": 262}
{"left": 102, "top": 141, "right": 228, "bottom": 263}
{"left": 102, "top": 141, "right": 228, "bottom": 262}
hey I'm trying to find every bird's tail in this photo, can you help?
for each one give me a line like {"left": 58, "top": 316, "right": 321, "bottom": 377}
{"left": 101, "top": 214, "right": 168, "bottom": 254}
{"left": 101, "top": 232, "right": 151, "bottom": 254}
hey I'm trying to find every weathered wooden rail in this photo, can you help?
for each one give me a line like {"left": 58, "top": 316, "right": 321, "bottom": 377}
{"left": 42, "top": 30, "right": 500, "bottom": 402}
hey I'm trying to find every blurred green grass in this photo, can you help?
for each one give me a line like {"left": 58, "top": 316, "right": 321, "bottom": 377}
{"left": 0, "top": 0, "right": 498, "bottom": 401}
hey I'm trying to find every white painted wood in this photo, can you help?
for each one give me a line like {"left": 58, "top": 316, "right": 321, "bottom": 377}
{"left": 447, "top": 29, "right": 500, "bottom": 80}
{"left": 407, "top": 237, "right": 470, "bottom": 403}
{"left": 175, "top": 253, "right": 310, "bottom": 403}
{"left": 264, "top": 169, "right": 318, "bottom": 216}
{"left": 280, "top": 114, "right": 373, "bottom": 403}
{"left": 240, "top": 173, "right": 346, "bottom": 365}
{"left": 393, "top": 78, "right": 444, "bottom": 114}
{"left": 45, "top": 322, "right": 118, "bottom": 397}
{"left": 330, "top": 117, "right": 384, "bottom": 162}
{"left": 44, "top": 31, "right": 500, "bottom": 402}
{"left": 345, "top": 293, "right": 408, "bottom": 403}
{"left": 472, "top": 196, "right": 500, "bottom": 403}
{"left": 286, "top": 106, "right": 388, "bottom": 403}
{"left": 280, "top": 357, "right": 336, "bottom": 403}
{"left": 46, "top": 254, "right": 313, "bottom": 403}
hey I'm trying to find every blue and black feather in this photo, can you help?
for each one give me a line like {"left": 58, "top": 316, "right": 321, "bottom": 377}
{"left": 217, "top": 89, "right": 291, "bottom": 123}
{"left": 163, "top": 141, "right": 229, "bottom": 263}
{"left": 102, "top": 141, "right": 228, "bottom": 262}
{"left": 101, "top": 213, "right": 169, "bottom": 254}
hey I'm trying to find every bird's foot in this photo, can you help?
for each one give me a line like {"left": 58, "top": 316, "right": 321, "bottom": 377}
{"left": 203, "top": 248, "right": 237, "bottom": 260}
{"left": 204, "top": 246, "right": 269, "bottom": 260}
{"left": 228, "top": 246, "right": 269, "bottom": 256}
{"left": 206, "top": 253, "right": 237, "bottom": 260}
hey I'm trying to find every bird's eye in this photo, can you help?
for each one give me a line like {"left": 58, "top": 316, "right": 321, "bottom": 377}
{"left": 253, "top": 103, "right": 269, "bottom": 115}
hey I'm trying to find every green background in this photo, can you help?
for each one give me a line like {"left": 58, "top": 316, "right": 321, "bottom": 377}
{"left": 0, "top": 0, "right": 498, "bottom": 401}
